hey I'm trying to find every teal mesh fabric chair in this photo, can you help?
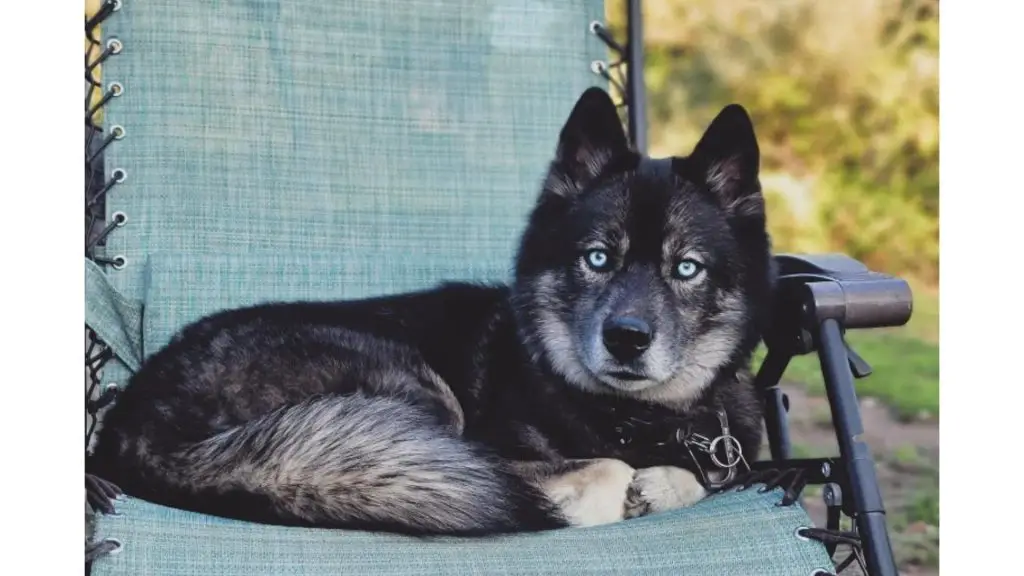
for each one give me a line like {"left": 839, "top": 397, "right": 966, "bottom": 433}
{"left": 84, "top": 1, "right": 912, "bottom": 574}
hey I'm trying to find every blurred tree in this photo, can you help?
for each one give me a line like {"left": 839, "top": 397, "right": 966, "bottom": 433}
{"left": 608, "top": 0, "right": 939, "bottom": 283}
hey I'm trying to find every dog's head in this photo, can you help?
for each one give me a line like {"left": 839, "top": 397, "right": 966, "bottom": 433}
{"left": 511, "top": 87, "right": 773, "bottom": 407}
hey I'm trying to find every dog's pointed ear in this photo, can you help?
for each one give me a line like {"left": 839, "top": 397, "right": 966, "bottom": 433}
{"left": 678, "top": 104, "right": 763, "bottom": 218}
{"left": 550, "top": 88, "right": 630, "bottom": 194}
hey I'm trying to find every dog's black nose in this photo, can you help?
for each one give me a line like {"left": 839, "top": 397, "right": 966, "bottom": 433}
{"left": 602, "top": 317, "right": 653, "bottom": 363}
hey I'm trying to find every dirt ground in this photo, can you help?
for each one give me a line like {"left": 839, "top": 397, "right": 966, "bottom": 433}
{"left": 779, "top": 384, "right": 939, "bottom": 576}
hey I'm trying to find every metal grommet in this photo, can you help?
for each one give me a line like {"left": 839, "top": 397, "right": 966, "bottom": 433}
{"left": 112, "top": 0, "right": 123, "bottom": 11}
{"left": 105, "top": 383, "right": 120, "bottom": 393}
{"left": 589, "top": 20, "right": 603, "bottom": 34}
{"left": 111, "top": 125, "right": 126, "bottom": 139}
{"left": 112, "top": 211, "right": 128, "bottom": 226}
{"left": 105, "top": 538, "right": 123, "bottom": 555}
{"left": 108, "top": 81, "right": 124, "bottom": 97}
{"left": 106, "top": 38, "right": 123, "bottom": 54}
{"left": 811, "top": 571, "right": 835, "bottom": 576}
{"left": 111, "top": 255, "right": 128, "bottom": 270}
{"left": 590, "top": 60, "right": 607, "bottom": 75}
{"left": 794, "top": 526, "right": 811, "bottom": 542}
{"left": 111, "top": 168, "right": 127, "bottom": 183}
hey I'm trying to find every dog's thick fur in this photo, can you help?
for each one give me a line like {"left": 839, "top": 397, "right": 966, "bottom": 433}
{"left": 89, "top": 88, "right": 773, "bottom": 536}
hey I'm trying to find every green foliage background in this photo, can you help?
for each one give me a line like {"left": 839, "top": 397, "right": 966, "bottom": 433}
{"left": 608, "top": 0, "right": 939, "bottom": 286}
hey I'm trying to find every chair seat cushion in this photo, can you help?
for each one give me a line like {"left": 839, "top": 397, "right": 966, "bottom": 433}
{"left": 90, "top": 487, "right": 832, "bottom": 576}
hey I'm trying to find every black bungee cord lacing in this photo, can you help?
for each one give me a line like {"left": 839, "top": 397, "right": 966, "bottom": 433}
{"left": 85, "top": 0, "right": 127, "bottom": 567}
{"left": 711, "top": 467, "right": 867, "bottom": 575}
{"left": 85, "top": 328, "right": 118, "bottom": 451}
{"left": 86, "top": 0, "right": 127, "bottom": 267}
{"left": 85, "top": 0, "right": 127, "bottom": 444}
{"left": 588, "top": 21, "right": 631, "bottom": 112}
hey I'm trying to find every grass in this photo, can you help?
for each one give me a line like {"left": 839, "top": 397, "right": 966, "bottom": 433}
{"left": 754, "top": 284, "right": 939, "bottom": 421}
{"left": 890, "top": 476, "right": 940, "bottom": 568}
{"left": 888, "top": 444, "right": 930, "bottom": 471}
{"left": 905, "top": 483, "right": 940, "bottom": 527}
{"left": 892, "top": 524, "right": 940, "bottom": 569}
{"left": 789, "top": 442, "right": 834, "bottom": 459}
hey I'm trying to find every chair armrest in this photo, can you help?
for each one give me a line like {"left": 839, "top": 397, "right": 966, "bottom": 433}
{"left": 771, "top": 253, "right": 913, "bottom": 331}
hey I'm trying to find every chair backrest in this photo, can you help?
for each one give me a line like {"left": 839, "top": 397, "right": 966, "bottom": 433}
{"left": 91, "top": 0, "right": 606, "bottom": 358}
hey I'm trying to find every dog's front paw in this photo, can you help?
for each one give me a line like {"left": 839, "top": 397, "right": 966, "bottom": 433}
{"left": 625, "top": 466, "right": 706, "bottom": 518}
{"left": 544, "top": 458, "right": 636, "bottom": 527}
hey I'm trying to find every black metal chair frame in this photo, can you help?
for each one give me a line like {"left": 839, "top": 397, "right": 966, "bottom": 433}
{"left": 86, "top": 1, "right": 910, "bottom": 574}
{"left": 592, "top": 2, "right": 911, "bottom": 575}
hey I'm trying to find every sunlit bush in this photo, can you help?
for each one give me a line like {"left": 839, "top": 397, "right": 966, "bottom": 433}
{"left": 610, "top": 0, "right": 939, "bottom": 283}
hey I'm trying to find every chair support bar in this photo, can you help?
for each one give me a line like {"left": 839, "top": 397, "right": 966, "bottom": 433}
{"left": 753, "top": 253, "right": 909, "bottom": 576}
{"left": 816, "top": 318, "right": 897, "bottom": 576}
{"left": 753, "top": 349, "right": 793, "bottom": 461}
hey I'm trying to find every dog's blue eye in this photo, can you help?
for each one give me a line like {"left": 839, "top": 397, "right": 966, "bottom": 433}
{"left": 675, "top": 259, "right": 703, "bottom": 279}
{"left": 585, "top": 249, "right": 611, "bottom": 271}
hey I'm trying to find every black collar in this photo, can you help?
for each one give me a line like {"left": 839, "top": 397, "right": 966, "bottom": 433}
{"left": 580, "top": 393, "right": 745, "bottom": 486}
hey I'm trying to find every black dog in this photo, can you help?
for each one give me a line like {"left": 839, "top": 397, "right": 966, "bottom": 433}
{"left": 89, "top": 87, "right": 772, "bottom": 536}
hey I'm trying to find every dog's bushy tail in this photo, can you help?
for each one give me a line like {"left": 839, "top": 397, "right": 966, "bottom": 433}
{"left": 98, "top": 394, "right": 564, "bottom": 535}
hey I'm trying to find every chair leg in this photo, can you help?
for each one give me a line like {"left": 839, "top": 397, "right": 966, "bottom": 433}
{"left": 815, "top": 318, "right": 898, "bottom": 576}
